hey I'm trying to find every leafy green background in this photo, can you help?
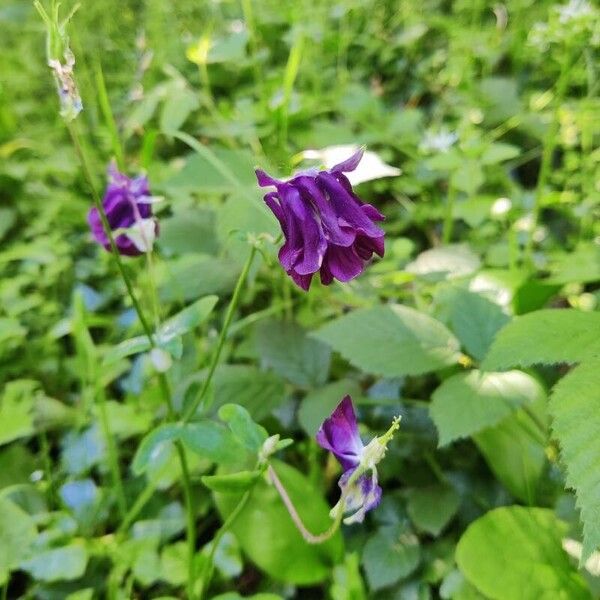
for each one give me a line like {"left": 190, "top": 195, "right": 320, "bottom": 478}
{"left": 1, "top": 0, "right": 599, "bottom": 598}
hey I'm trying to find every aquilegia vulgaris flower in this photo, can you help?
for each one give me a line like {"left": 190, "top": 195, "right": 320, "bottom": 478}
{"left": 255, "top": 148, "right": 385, "bottom": 291}
{"left": 88, "top": 163, "right": 160, "bottom": 256}
{"left": 316, "top": 395, "right": 400, "bottom": 524}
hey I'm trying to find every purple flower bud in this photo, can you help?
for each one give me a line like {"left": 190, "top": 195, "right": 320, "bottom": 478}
{"left": 255, "top": 148, "right": 385, "bottom": 291}
{"left": 88, "top": 163, "right": 159, "bottom": 257}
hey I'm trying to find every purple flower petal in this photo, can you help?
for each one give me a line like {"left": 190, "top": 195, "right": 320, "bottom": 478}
{"left": 323, "top": 244, "right": 364, "bottom": 282}
{"left": 331, "top": 147, "right": 365, "bottom": 173}
{"left": 316, "top": 395, "right": 364, "bottom": 471}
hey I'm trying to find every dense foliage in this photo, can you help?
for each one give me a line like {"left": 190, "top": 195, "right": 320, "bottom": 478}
{"left": 1, "top": 0, "right": 599, "bottom": 598}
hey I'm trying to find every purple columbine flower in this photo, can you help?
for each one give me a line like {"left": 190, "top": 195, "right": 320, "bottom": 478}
{"left": 88, "top": 163, "right": 160, "bottom": 257}
{"left": 255, "top": 148, "right": 385, "bottom": 291}
{"left": 316, "top": 395, "right": 400, "bottom": 524}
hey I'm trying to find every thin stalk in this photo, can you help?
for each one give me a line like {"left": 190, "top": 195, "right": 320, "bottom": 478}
{"left": 524, "top": 49, "right": 576, "bottom": 264}
{"left": 197, "top": 489, "right": 253, "bottom": 599}
{"left": 240, "top": 0, "right": 264, "bottom": 103}
{"left": 39, "top": 431, "right": 56, "bottom": 505}
{"left": 183, "top": 246, "right": 257, "bottom": 422}
{"left": 279, "top": 33, "right": 304, "bottom": 156}
{"left": 268, "top": 465, "right": 343, "bottom": 544}
{"left": 66, "top": 120, "right": 197, "bottom": 597}
{"left": 97, "top": 386, "right": 128, "bottom": 519}
{"left": 94, "top": 61, "right": 125, "bottom": 170}
{"left": 117, "top": 480, "right": 158, "bottom": 535}
{"left": 442, "top": 185, "right": 457, "bottom": 244}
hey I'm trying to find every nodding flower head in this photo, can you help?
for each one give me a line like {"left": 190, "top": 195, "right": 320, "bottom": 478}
{"left": 316, "top": 395, "right": 400, "bottom": 524}
{"left": 255, "top": 148, "right": 385, "bottom": 291}
{"left": 87, "top": 163, "right": 160, "bottom": 257}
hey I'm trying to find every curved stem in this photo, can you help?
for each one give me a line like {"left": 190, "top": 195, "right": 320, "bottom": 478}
{"left": 267, "top": 465, "right": 342, "bottom": 544}
{"left": 183, "top": 246, "right": 257, "bottom": 422}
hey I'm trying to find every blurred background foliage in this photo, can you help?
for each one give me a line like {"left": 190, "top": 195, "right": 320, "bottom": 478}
{"left": 0, "top": 0, "right": 599, "bottom": 598}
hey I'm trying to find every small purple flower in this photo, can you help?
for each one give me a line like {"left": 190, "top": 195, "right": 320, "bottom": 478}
{"left": 316, "top": 395, "right": 399, "bottom": 524}
{"left": 88, "top": 163, "right": 159, "bottom": 257}
{"left": 255, "top": 148, "right": 385, "bottom": 291}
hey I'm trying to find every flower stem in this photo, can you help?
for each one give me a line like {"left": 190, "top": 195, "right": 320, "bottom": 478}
{"left": 442, "top": 184, "right": 457, "bottom": 244}
{"left": 524, "top": 49, "right": 576, "bottom": 265}
{"left": 65, "top": 119, "right": 198, "bottom": 597}
{"left": 267, "top": 465, "right": 342, "bottom": 544}
{"left": 197, "top": 489, "right": 253, "bottom": 600}
{"left": 183, "top": 245, "right": 257, "bottom": 422}
{"left": 97, "top": 386, "right": 128, "bottom": 519}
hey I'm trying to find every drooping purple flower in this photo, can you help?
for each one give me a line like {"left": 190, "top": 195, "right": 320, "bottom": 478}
{"left": 255, "top": 148, "right": 385, "bottom": 291}
{"left": 317, "top": 395, "right": 399, "bottom": 524}
{"left": 88, "top": 163, "right": 159, "bottom": 257}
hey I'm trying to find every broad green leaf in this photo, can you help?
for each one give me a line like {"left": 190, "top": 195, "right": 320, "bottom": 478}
{"left": 451, "top": 160, "right": 484, "bottom": 195}
{"left": 474, "top": 409, "right": 546, "bottom": 504}
{"left": 0, "top": 497, "right": 37, "bottom": 582}
{"left": 406, "top": 245, "right": 481, "bottom": 281}
{"left": 313, "top": 305, "right": 461, "bottom": 377}
{"left": 430, "top": 370, "right": 545, "bottom": 446}
{"left": 456, "top": 507, "right": 590, "bottom": 600}
{"left": 256, "top": 319, "right": 331, "bottom": 387}
{"left": 483, "top": 310, "right": 600, "bottom": 371}
{"left": 298, "top": 379, "right": 362, "bottom": 437}
{"left": 218, "top": 404, "right": 267, "bottom": 452}
{"left": 201, "top": 470, "right": 262, "bottom": 493}
{"left": 546, "top": 244, "right": 600, "bottom": 285}
{"left": 207, "top": 31, "right": 248, "bottom": 63}
{"left": 406, "top": 486, "right": 460, "bottom": 535}
{"left": 215, "top": 460, "right": 343, "bottom": 585}
{"left": 362, "top": 526, "right": 420, "bottom": 591}
{"left": 132, "top": 422, "right": 246, "bottom": 475}
{"left": 331, "top": 553, "right": 367, "bottom": 600}
{"left": 550, "top": 360, "right": 600, "bottom": 561}
{"left": 443, "top": 288, "right": 509, "bottom": 361}
{"left": 159, "top": 542, "right": 187, "bottom": 586}
{"left": 102, "top": 335, "right": 149, "bottom": 367}
{"left": 159, "top": 208, "right": 219, "bottom": 256}
{"left": 21, "top": 544, "right": 88, "bottom": 582}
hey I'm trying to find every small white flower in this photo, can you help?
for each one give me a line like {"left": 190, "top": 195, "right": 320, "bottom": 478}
{"left": 491, "top": 197, "right": 512, "bottom": 217}
{"left": 419, "top": 129, "right": 458, "bottom": 153}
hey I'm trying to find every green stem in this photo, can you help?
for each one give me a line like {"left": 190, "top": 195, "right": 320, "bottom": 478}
{"left": 240, "top": 0, "right": 264, "bottom": 102}
{"left": 117, "top": 480, "right": 158, "bottom": 535}
{"left": 97, "top": 387, "right": 128, "bottom": 519}
{"left": 94, "top": 61, "right": 125, "bottom": 170}
{"left": 39, "top": 431, "right": 56, "bottom": 505}
{"left": 197, "top": 489, "right": 253, "bottom": 599}
{"left": 524, "top": 49, "right": 576, "bottom": 264}
{"left": 442, "top": 185, "right": 456, "bottom": 244}
{"left": 66, "top": 120, "right": 197, "bottom": 597}
{"left": 183, "top": 246, "right": 257, "bottom": 422}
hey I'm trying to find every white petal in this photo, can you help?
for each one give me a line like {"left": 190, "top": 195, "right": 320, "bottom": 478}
{"left": 301, "top": 144, "right": 401, "bottom": 186}
{"left": 124, "top": 218, "right": 156, "bottom": 252}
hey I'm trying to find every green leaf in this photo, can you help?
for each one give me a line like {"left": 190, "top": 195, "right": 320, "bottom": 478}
{"left": 406, "top": 486, "right": 460, "bottom": 535}
{"left": 132, "top": 422, "right": 246, "bottom": 475}
{"left": 298, "top": 379, "right": 362, "bottom": 437}
{"left": 451, "top": 161, "right": 484, "bottom": 195}
{"left": 0, "top": 497, "right": 37, "bottom": 582}
{"left": 483, "top": 309, "right": 600, "bottom": 371}
{"left": 456, "top": 507, "right": 590, "bottom": 600}
{"left": 215, "top": 460, "right": 343, "bottom": 585}
{"left": 218, "top": 404, "right": 268, "bottom": 452}
{"left": 0, "top": 317, "right": 26, "bottom": 345}
{"left": 201, "top": 470, "right": 262, "bottom": 493}
{"left": 362, "top": 526, "right": 420, "bottom": 591}
{"left": 550, "top": 360, "right": 600, "bottom": 561}
{"left": 0, "top": 380, "right": 35, "bottom": 445}
{"left": 474, "top": 409, "right": 546, "bottom": 504}
{"left": 158, "top": 295, "right": 218, "bottom": 344}
{"left": 21, "top": 544, "right": 88, "bottom": 582}
{"left": 160, "top": 85, "right": 198, "bottom": 133}
{"left": 313, "top": 305, "right": 461, "bottom": 377}
{"left": 480, "top": 142, "right": 520, "bottom": 165}
{"left": 331, "top": 553, "right": 367, "bottom": 600}
{"left": 102, "top": 335, "right": 150, "bottom": 366}
{"left": 430, "top": 370, "right": 545, "bottom": 446}
{"left": 406, "top": 245, "right": 481, "bottom": 281}
{"left": 256, "top": 319, "right": 331, "bottom": 387}
{"left": 546, "top": 244, "right": 600, "bottom": 285}
{"left": 443, "top": 288, "right": 510, "bottom": 361}
{"left": 159, "top": 208, "right": 219, "bottom": 256}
